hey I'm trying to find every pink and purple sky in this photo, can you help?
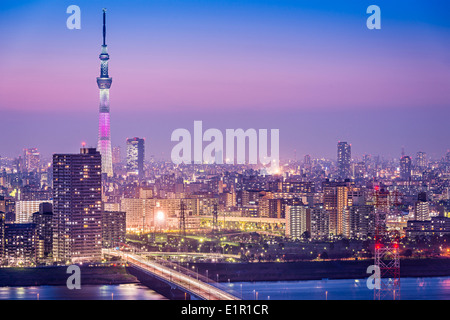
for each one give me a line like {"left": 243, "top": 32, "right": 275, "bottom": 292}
{"left": 1, "top": 0, "right": 450, "bottom": 160}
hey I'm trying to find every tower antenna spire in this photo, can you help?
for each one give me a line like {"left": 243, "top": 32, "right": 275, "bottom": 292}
{"left": 97, "top": 8, "right": 113, "bottom": 177}
{"left": 102, "top": 8, "right": 107, "bottom": 46}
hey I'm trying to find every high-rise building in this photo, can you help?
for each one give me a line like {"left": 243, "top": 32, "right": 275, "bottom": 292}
{"left": 285, "top": 205, "right": 310, "bottom": 239}
{"left": 120, "top": 198, "right": 154, "bottom": 231}
{"left": 126, "top": 137, "right": 145, "bottom": 177}
{"left": 416, "top": 151, "right": 427, "bottom": 171}
{"left": 400, "top": 156, "right": 412, "bottom": 181}
{"left": 102, "top": 211, "right": 126, "bottom": 249}
{"left": 3, "top": 199, "right": 15, "bottom": 223}
{"left": 112, "top": 146, "right": 121, "bottom": 164}
{"left": 337, "top": 142, "right": 351, "bottom": 180}
{"left": 219, "top": 192, "right": 236, "bottom": 209}
{"left": 347, "top": 205, "right": 375, "bottom": 239}
{"left": 3, "top": 223, "right": 38, "bottom": 266}
{"left": 0, "top": 197, "right": 5, "bottom": 214}
{"left": 0, "top": 213, "right": 4, "bottom": 265}
{"left": 352, "top": 162, "right": 365, "bottom": 180}
{"left": 97, "top": 9, "right": 113, "bottom": 177}
{"left": 309, "top": 204, "right": 329, "bottom": 240}
{"left": 52, "top": 148, "right": 102, "bottom": 263}
{"left": 414, "top": 192, "right": 430, "bottom": 221}
{"left": 19, "top": 190, "right": 52, "bottom": 201}
{"left": 15, "top": 199, "right": 52, "bottom": 224}
{"left": 348, "top": 187, "right": 365, "bottom": 207}
{"left": 323, "top": 180, "right": 349, "bottom": 237}
{"left": 258, "top": 194, "right": 272, "bottom": 218}
{"left": 139, "top": 187, "right": 154, "bottom": 199}
{"left": 303, "top": 154, "right": 312, "bottom": 175}
{"left": 32, "top": 203, "right": 53, "bottom": 259}
{"left": 23, "top": 148, "right": 40, "bottom": 172}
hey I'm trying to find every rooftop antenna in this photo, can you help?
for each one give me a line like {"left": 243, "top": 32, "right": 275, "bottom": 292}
{"left": 102, "top": 8, "right": 107, "bottom": 46}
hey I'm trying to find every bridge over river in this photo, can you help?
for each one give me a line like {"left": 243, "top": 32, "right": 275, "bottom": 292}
{"left": 104, "top": 249, "right": 240, "bottom": 300}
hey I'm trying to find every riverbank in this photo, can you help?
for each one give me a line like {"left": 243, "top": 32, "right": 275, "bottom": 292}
{"left": 190, "top": 258, "right": 450, "bottom": 282}
{"left": 0, "top": 266, "right": 139, "bottom": 287}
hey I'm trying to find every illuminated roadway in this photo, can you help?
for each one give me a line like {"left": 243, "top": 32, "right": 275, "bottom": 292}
{"left": 104, "top": 250, "right": 240, "bottom": 300}
{"left": 138, "top": 251, "right": 241, "bottom": 259}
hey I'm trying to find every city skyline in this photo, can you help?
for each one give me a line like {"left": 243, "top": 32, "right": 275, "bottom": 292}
{"left": 2, "top": 141, "right": 449, "bottom": 165}
{"left": 1, "top": 1, "right": 450, "bottom": 160}
{"left": 1, "top": 1, "right": 450, "bottom": 303}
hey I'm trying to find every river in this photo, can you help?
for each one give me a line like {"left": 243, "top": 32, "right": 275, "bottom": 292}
{"left": 0, "top": 277, "right": 449, "bottom": 300}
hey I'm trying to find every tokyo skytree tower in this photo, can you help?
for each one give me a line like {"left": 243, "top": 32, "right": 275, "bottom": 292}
{"left": 97, "top": 8, "right": 113, "bottom": 177}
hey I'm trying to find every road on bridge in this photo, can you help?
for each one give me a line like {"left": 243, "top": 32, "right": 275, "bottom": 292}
{"left": 106, "top": 250, "right": 240, "bottom": 300}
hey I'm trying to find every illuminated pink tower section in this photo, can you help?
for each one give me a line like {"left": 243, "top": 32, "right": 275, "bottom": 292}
{"left": 97, "top": 8, "right": 113, "bottom": 177}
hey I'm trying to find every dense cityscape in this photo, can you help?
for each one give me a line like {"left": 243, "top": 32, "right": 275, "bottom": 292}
{"left": 1, "top": 2, "right": 450, "bottom": 302}
{"left": 1, "top": 142, "right": 450, "bottom": 267}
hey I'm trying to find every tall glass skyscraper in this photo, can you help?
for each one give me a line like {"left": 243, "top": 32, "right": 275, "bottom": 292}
{"left": 97, "top": 9, "right": 113, "bottom": 177}
{"left": 337, "top": 141, "right": 351, "bottom": 180}
{"left": 400, "top": 155, "right": 412, "bottom": 181}
{"left": 126, "top": 137, "right": 145, "bottom": 178}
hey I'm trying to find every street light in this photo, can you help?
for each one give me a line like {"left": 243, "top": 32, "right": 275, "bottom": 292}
{"left": 156, "top": 210, "right": 165, "bottom": 223}
{"left": 192, "top": 266, "right": 198, "bottom": 280}
{"left": 155, "top": 210, "right": 165, "bottom": 235}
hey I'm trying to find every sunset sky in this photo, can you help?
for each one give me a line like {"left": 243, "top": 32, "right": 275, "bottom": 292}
{"left": 1, "top": 0, "right": 450, "bottom": 160}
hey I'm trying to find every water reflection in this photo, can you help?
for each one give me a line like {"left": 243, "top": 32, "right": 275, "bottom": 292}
{"left": 217, "top": 277, "right": 450, "bottom": 300}
{"left": 1, "top": 277, "right": 449, "bottom": 300}
{"left": 0, "top": 284, "right": 167, "bottom": 300}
